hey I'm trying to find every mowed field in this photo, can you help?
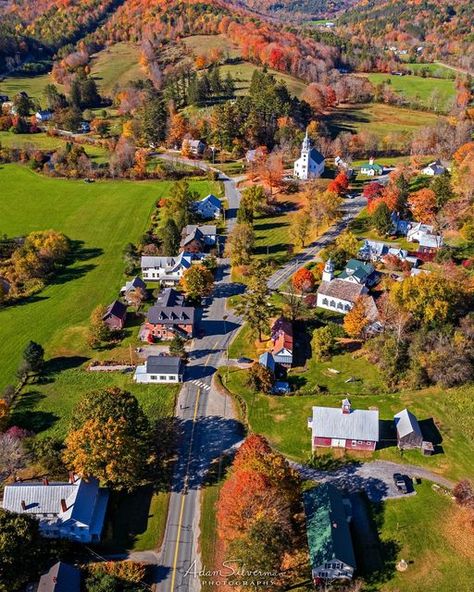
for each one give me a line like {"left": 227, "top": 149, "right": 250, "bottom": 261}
{"left": 325, "top": 102, "right": 444, "bottom": 142}
{"left": 0, "top": 164, "right": 218, "bottom": 393}
{"left": 0, "top": 42, "right": 144, "bottom": 104}
{"left": 364, "top": 72, "right": 456, "bottom": 111}
{"left": 89, "top": 42, "right": 146, "bottom": 95}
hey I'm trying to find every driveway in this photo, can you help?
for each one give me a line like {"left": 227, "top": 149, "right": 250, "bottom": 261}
{"left": 293, "top": 459, "right": 454, "bottom": 502}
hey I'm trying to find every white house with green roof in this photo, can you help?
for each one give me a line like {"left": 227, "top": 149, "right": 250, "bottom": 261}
{"left": 360, "top": 158, "right": 383, "bottom": 176}
{"left": 303, "top": 484, "right": 356, "bottom": 583}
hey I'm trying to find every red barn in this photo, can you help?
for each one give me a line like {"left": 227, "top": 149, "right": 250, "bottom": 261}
{"left": 308, "top": 399, "right": 379, "bottom": 452}
{"left": 102, "top": 300, "right": 127, "bottom": 331}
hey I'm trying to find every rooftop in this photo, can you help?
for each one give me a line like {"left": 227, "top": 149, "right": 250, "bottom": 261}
{"left": 394, "top": 408, "right": 422, "bottom": 439}
{"left": 317, "top": 279, "right": 366, "bottom": 303}
{"left": 145, "top": 355, "right": 183, "bottom": 375}
{"left": 303, "top": 484, "right": 356, "bottom": 570}
{"left": 310, "top": 405, "right": 379, "bottom": 442}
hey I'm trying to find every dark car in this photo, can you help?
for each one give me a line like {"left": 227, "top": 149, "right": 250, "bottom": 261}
{"left": 393, "top": 473, "right": 408, "bottom": 494}
{"left": 238, "top": 357, "right": 253, "bottom": 364}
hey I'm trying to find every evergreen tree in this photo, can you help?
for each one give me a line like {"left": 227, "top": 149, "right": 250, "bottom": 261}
{"left": 161, "top": 218, "right": 180, "bottom": 256}
{"left": 23, "top": 341, "right": 45, "bottom": 374}
{"left": 372, "top": 201, "right": 393, "bottom": 236}
{"left": 141, "top": 96, "right": 167, "bottom": 146}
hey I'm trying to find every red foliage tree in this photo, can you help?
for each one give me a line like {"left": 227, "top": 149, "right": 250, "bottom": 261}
{"left": 292, "top": 268, "right": 315, "bottom": 293}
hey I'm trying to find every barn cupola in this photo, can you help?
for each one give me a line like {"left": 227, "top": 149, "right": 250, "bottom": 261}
{"left": 341, "top": 398, "right": 352, "bottom": 414}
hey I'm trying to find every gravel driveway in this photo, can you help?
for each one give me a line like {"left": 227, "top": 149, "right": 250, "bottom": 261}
{"left": 292, "top": 460, "right": 454, "bottom": 502}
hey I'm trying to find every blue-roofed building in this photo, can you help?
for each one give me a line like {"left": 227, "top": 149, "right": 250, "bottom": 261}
{"left": 303, "top": 484, "right": 356, "bottom": 583}
{"left": 194, "top": 194, "right": 222, "bottom": 220}
{"left": 2, "top": 475, "right": 108, "bottom": 543}
{"left": 259, "top": 351, "right": 276, "bottom": 373}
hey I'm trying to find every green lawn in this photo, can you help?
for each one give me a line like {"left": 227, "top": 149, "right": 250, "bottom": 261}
{"left": 220, "top": 62, "right": 308, "bottom": 98}
{"left": 90, "top": 42, "right": 146, "bottom": 95}
{"left": 403, "top": 62, "right": 456, "bottom": 79}
{"left": 218, "top": 366, "right": 474, "bottom": 481}
{"left": 376, "top": 482, "right": 474, "bottom": 592}
{"left": 364, "top": 73, "right": 455, "bottom": 111}
{"left": 0, "top": 164, "right": 219, "bottom": 393}
{"left": 0, "top": 131, "right": 109, "bottom": 161}
{"left": 182, "top": 34, "right": 241, "bottom": 60}
{"left": 325, "top": 103, "right": 444, "bottom": 146}
{"left": 0, "top": 72, "right": 59, "bottom": 105}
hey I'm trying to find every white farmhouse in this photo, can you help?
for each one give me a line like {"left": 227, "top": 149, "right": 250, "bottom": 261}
{"left": 134, "top": 355, "right": 184, "bottom": 383}
{"left": 421, "top": 160, "right": 446, "bottom": 176}
{"left": 2, "top": 476, "right": 108, "bottom": 543}
{"left": 141, "top": 252, "right": 206, "bottom": 285}
{"left": 294, "top": 132, "right": 325, "bottom": 180}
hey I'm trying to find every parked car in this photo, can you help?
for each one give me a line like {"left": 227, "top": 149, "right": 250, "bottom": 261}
{"left": 393, "top": 473, "right": 408, "bottom": 494}
{"left": 237, "top": 357, "right": 253, "bottom": 364}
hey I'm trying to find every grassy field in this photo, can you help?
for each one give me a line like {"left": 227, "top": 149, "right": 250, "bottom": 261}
{"left": 218, "top": 366, "right": 474, "bottom": 481}
{"left": 376, "top": 482, "right": 474, "bottom": 591}
{"left": 403, "top": 62, "right": 456, "bottom": 78}
{"left": 0, "top": 164, "right": 219, "bottom": 393}
{"left": 220, "top": 62, "right": 308, "bottom": 98}
{"left": 0, "top": 131, "right": 109, "bottom": 161}
{"left": 364, "top": 73, "right": 455, "bottom": 111}
{"left": 182, "top": 34, "right": 241, "bottom": 60}
{"left": 0, "top": 72, "right": 58, "bottom": 105}
{"left": 90, "top": 42, "right": 146, "bottom": 95}
{"left": 325, "top": 103, "right": 444, "bottom": 143}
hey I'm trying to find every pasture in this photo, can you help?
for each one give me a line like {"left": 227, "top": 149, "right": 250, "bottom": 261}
{"left": 0, "top": 164, "right": 219, "bottom": 393}
{"left": 89, "top": 42, "right": 146, "bottom": 95}
{"left": 364, "top": 73, "right": 455, "bottom": 111}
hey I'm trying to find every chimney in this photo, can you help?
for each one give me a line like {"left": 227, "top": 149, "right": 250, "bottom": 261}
{"left": 21, "top": 500, "right": 27, "bottom": 511}
{"left": 342, "top": 398, "right": 352, "bottom": 414}
{"left": 68, "top": 471, "right": 75, "bottom": 484}
{"left": 42, "top": 477, "right": 49, "bottom": 486}
{"left": 60, "top": 498, "right": 68, "bottom": 513}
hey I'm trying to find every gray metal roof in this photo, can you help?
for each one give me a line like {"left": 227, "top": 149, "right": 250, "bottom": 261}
{"left": 311, "top": 406, "right": 379, "bottom": 441}
{"left": 147, "top": 306, "right": 194, "bottom": 325}
{"left": 38, "top": 562, "right": 81, "bottom": 592}
{"left": 2, "top": 477, "right": 101, "bottom": 527}
{"left": 155, "top": 288, "right": 184, "bottom": 307}
{"left": 146, "top": 356, "right": 183, "bottom": 375}
{"left": 394, "top": 408, "right": 422, "bottom": 439}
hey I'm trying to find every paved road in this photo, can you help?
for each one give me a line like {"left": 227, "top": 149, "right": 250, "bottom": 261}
{"left": 267, "top": 194, "right": 365, "bottom": 289}
{"left": 153, "top": 176, "right": 244, "bottom": 592}
{"left": 293, "top": 459, "right": 454, "bottom": 503}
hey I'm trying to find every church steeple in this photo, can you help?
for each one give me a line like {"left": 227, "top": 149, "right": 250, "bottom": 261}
{"left": 302, "top": 130, "right": 311, "bottom": 152}
{"left": 322, "top": 258, "right": 334, "bottom": 282}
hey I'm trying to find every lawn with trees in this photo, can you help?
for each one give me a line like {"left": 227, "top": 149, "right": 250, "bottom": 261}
{"left": 0, "top": 164, "right": 219, "bottom": 393}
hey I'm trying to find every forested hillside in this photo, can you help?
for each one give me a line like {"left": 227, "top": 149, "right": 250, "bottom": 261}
{"left": 237, "top": 0, "right": 356, "bottom": 19}
{"left": 338, "top": 0, "right": 474, "bottom": 70}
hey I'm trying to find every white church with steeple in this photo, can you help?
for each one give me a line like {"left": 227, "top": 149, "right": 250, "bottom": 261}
{"left": 293, "top": 131, "right": 325, "bottom": 180}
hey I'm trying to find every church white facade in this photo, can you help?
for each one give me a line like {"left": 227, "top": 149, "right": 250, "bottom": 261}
{"left": 294, "top": 132, "right": 325, "bottom": 180}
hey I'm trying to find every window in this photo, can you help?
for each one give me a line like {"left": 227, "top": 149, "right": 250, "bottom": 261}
{"left": 337, "top": 302, "right": 343, "bottom": 310}
{"left": 322, "top": 298, "right": 328, "bottom": 306}
{"left": 351, "top": 440, "right": 357, "bottom": 447}
{"left": 357, "top": 440, "right": 362, "bottom": 444}
{"left": 330, "top": 300, "right": 336, "bottom": 308}
{"left": 150, "top": 375, "right": 157, "bottom": 381}
{"left": 344, "top": 304, "right": 351, "bottom": 311}
{"left": 159, "top": 375, "right": 167, "bottom": 381}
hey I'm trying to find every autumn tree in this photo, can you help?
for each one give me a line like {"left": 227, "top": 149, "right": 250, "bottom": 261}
{"left": 453, "top": 480, "right": 474, "bottom": 508}
{"left": 257, "top": 151, "right": 284, "bottom": 197}
{"left": 335, "top": 231, "right": 359, "bottom": 260}
{"left": 292, "top": 268, "right": 315, "bottom": 293}
{"left": 180, "top": 264, "right": 214, "bottom": 301}
{"left": 63, "top": 388, "right": 151, "bottom": 491}
{"left": 225, "top": 223, "right": 255, "bottom": 266}
{"left": 312, "top": 326, "right": 337, "bottom": 361}
{"left": 241, "top": 185, "right": 265, "bottom": 215}
{"left": 344, "top": 297, "right": 371, "bottom": 339}
{"left": 87, "top": 305, "right": 111, "bottom": 349}
{"left": 289, "top": 209, "right": 312, "bottom": 247}
{"left": 247, "top": 363, "right": 274, "bottom": 394}
{"left": 306, "top": 185, "right": 342, "bottom": 229}
{"left": 408, "top": 188, "right": 437, "bottom": 224}
{"left": 328, "top": 171, "right": 349, "bottom": 195}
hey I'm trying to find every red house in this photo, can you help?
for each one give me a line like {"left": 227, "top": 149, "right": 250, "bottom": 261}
{"left": 142, "top": 288, "right": 195, "bottom": 341}
{"left": 308, "top": 399, "right": 379, "bottom": 452}
{"left": 102, "top": 300, "right": 127, "bottom": 331}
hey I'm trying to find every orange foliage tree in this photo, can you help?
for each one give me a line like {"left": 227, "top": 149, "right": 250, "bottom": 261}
{"left": 408, "top": 188, "right": 437, "bottom": 223}
{"left": 292, "top": 268, "right": 315, "bottom": 293}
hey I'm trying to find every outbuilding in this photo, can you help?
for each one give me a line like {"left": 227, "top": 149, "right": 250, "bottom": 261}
{"left": 394, "top": 408, "right": 423, "bottom": 450}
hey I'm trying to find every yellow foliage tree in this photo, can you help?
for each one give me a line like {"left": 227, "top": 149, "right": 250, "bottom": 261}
{"left": 344, "top": 297, "right": 371, "bottom": 339}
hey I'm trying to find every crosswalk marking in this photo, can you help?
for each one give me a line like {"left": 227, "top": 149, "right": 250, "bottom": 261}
{"left": 191, "top": 379, "right": 210, "bottom": 391}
